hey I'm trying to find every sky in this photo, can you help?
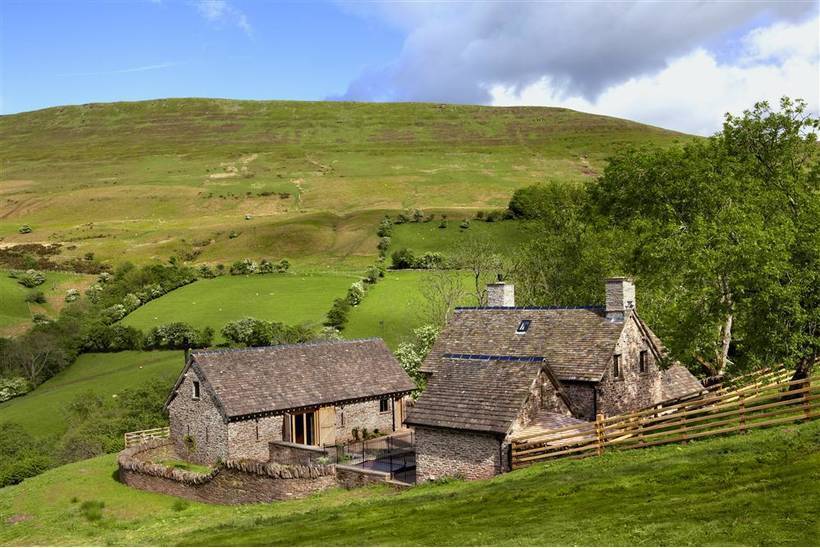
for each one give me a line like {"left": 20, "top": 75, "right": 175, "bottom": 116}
{"left": 1, "top": 0, "right": 818, "bottom": 135}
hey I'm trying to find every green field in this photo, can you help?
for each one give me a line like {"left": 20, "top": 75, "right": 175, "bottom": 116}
{"left": 1, "top": 420, "right": 817, "bottom": 546}
{"left": 0, "top": 270, "right": 94, "bottom": 337}
{"left": 388, "top": 218, "right": 526, "bottom": 258}
{"left": 345, "top": 270, "right": 477, "bottom": 348}
{"left": 121, "top": 273, "right": 358, "bottom": 341}
{"left": 0, "top": 351, "right": 182, "bottom": 438}
{"left": 0, "top": 99, "right": 688, "bottom": 267}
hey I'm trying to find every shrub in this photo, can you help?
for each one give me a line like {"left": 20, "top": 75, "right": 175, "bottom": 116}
{"left": 277, "top": 259, "right": 290, "bottom": 273}
{"left": 83, "top": 324, "right": 143, "bottom": 352}
{"left": 460, "top": 219, "right": 470, "bottom": 230}
{"left": 412, "top": 209, "right": 424, "bottom": 223}
{"left": 228, "top": 231, "right": 239, "bottom": 239}
{"left": 100, "top": 304, "right": 127, "bottom": 324}
{"left": 122, "top": 293, "right": 141, "bottom": 312}
{"left": 31, "top": 313, "right": 50, "bottom": 325}
{"left": 221, "top": 317, "right": 275, "bottom": 347}
{"left": 65, "top": 288, "right": 80, "bottom": 302}
{"left": 97, "top": 272, "right": 112, "bottom": 284}
{"left": 377, "top": 236, "right": 392, "bottom": 257}
{"left": 377, "top": 217, "right": 393, "bottom": 238}
{"left": 347, "top": 281, "right": 366, "bottom": 306}
{"left": 475, "top": 210, "right": 485, "bottom": 220}
{"left": 25, "top": 291, "right": 46, "bottom": 304}
{"left": 83, "top": 252, "right": 95, "bottom": 261}
{"left": 395, "top": 212, "right": 409, "bottom": 224}
{"left": 258, "top": 259, "right": 275, "bottom": 274}
{"left": 230, "top": 258, "right": 258, "bottom": 275}
{"left": 391, "top": 248, "right": 416, "bottom": 269}
{"left": 17, "top": 270, "right": 46, "bottom": 288}
{"left": 145, "top": 323, "right": 212, "bottom": 350}
{"left": 364, "top": 265, "right": 381, "bottom": 284}
{"left": 416, "top": 252, "right": 446, "bottom": 270}
{"left": 171, "top": 500, "right": 190, "bottom": 512}
{"left": 17, "top": 225, "right": 32, "bottom": 234}
{"left": 324, "top": 298, "right": 351, "bottom": 330}
{"left": 197, "top": 264, "right": 216, "bottom": 278}
{"left": 439, "top": 220, "right": 447, "bottom": 229}
{"left": 0, "top": 377, "right": 31, "bottom": 403}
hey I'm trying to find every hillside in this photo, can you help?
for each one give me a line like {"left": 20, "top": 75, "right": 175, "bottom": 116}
{"left": 0, "top": 99, "right": 689, "bottom": 268}
{"left": 1, "top": 420, "right": 817, "bottom": 546}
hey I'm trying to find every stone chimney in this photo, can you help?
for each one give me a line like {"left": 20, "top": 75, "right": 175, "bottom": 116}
{"left": 605, "top": 277, "right": 635, "bottom": 321}
{"left": 486, "top": 282, "right": 515, "bottom": 307}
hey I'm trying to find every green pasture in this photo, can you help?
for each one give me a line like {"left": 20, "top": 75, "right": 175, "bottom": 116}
{"left": 0, "top": 351, "right": 182, "bottom": 439}
{"left": 0, "top": 270, "right": 93, "bottom": 336}
{"left": 1, "top": 419, "right": 817, "bottom": 546}
{"left": 388, "top": 217, "right": 527, "bottom": 258}
{"left": 121, "top": 273, "right": 359, "bottom": 340}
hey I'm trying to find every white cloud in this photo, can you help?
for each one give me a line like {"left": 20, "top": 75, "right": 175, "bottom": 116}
{"left": 489, "top": 16, "right": 819, "bottom": 135}
{"left": 194, "top": 0, "right": 252, "bottom": 36}
{"left": 58, "top": 62, "right": 179, "bottom": 78}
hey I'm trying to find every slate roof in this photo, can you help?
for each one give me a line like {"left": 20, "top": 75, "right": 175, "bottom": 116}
{"left": 405, "top": 357, "right": 546, "bottom": 435}
{"left": 420, "top": 307, "right": 625, "bottom": 382}
{"left": 661, "top": 364, "right": 705, "bottom": 401}
{"left": 167, "top": 338, "right": 415, "bottom": 419}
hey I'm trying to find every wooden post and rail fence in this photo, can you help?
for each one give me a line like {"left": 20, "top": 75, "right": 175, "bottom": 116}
{"left": 124, "top": 426, "right": 170, "bottom": 448}
{"left": 511, "top": 370, "right": 818, "bottom": 469}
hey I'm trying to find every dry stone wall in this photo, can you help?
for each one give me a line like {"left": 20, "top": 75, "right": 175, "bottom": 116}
{"left": 414, "top": 426, "right": 501, "bottom": 482}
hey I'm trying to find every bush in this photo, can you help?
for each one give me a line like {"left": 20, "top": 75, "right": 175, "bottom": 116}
{"left": 460, "top": 219, "right": 470, "bottom": 230}
{"left": 416, "top": 252, "right": 446, "bottom": 270}
{"left": 198, "top": 264, "right": 217, "bottom": 278}
{"left": 377, "top": 217, "right": 393, "bottom": 238}
{"left": 347, "top": 281, "right": 366, "bottom": 306}
{"left": 258, "top": 259, "right": 275, "bottom": 274}
{"left": 122, "top": 293, "right": 141, "bottom": 312}
{"left": 391, "top": 248, "right": 416, "bottom": 269}
{"left": 31, "top": 313, "right": 50, "bottom": 325}
{"left": 65, "top": 288, "right": 80, "bottom": 302}
{"left": 475, "top": 210, "right": 485, "bottom": 220}
{"left": 0, "top": 422, "right": 53, "bottom": 487}
{"left": 277, "top": 259, "right": 290, "bottom": 273}
{"left": 145, "top": 322, "right": 212, "bottom": 350}
{"left": 324, "top": 298, "right": 351, "bottom": 330}
{"left": 230, "top": 258, "right": 258, "bottom": 275}
{"left": 364, "top": 265, "right": 381, "bottom": 284}
{"left": 221, "top": 317, "right": 275, "bottom": 347}
{"left": 17, "top": 225, "right": 32, "bottom": 234}
{"left": 17, "top": 270, "right": 46, "bottom": 288}
{"left": 100, "top": 304, "right": 128, "bottom": 324}
{"left": 171, "top": 499, "right": 190, "bottom": 512}
{"left": 0, "top": 376, "right": 32, "bottom": 403}
{"left": 83, "top": 324, "right": 143, "bottom": 352}
{"left": 79, "top": 500, "right": 105, "bottom": 522}
{"left": 25, "top": 291, "right": 46, "bottom": 304}
{"left": 412, "top": 209, "right": 424, "bottom": 223}
{"left": 377, "top": 236, "right": 391, "bottom": 257}
{"left": 439, "top": 220, "right": 447, "bottom": 229}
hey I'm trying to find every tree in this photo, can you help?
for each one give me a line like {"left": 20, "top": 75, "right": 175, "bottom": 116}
{"left": 590, "top": 97, "right": 819, "bottom": 380}
{"left": 221, "top": 317, "right": 274, "bottom": 347}
{"left": 454, "top": 234, "right": 503, "bottom": 306}
{"left": 418, "top": 270, "right": 466, "bottom": 327}
{"left": 394, "top": 324, "right": 439, "bottom": 394}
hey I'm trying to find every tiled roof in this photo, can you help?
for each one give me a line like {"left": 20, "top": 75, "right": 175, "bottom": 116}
{"left": 405, "top": 358, "right": 544, "bottom": 435}
{"left": 421, "top": 307, "right": 624, "bottom": 382}
{"left": 180, "top": 339, "right": 415, "bottom": 419}
{"left": 661, "top": 364, "right": 705, "bottom": 401}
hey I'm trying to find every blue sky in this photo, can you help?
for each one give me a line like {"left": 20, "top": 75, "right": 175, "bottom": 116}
{"left": 1, "top": 1, "right": 818, "bottom": 134}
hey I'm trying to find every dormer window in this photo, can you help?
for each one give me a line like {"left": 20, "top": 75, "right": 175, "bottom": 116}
{"left": 192, "top": 380, "right": 201, "bottom": 400}
{"left": 516, "top": 320, "right": 531, "bottom": 334}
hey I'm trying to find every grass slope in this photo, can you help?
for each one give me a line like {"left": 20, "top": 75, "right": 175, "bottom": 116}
{"left": 0, "top": 351, "right": 182, "bottom": 438}
{"left": 0, "top": 269, "right": 93, "bottom": 336}
{"left": 0, "top": 99, "right": 688, "bottom": 266}
{"left": 388, "top": 218, "right": 526, "bottom": 258}
{"left": 121, "top": 273, "right": 358, "bottom": 341}
{"left": 1, "top": 420, "right": 817, "bottom": 546}
{"left": 344, "top": 270, "right": 477, "bottom": 348}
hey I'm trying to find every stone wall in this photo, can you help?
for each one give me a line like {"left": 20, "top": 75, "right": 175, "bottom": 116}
{"left": 335, "top": 398, "right": 396, "bottom": 441}
{"left": 563, "top": 381, "right": 597, "bottom": 421}
{"left": 335, "top": 464, "right": 391, "bottom": 489}
{"left": 596, "top": 315, "right": 664, "bottom": 417}
{"left": 118, "top": 439, "right": 337, "bottom": 504}
{"left": 414, "top": 426, "right": 501, "bottom": 482}
{"left": 228, "top": 415, "right": 284, "bottom": 461}
{"left": 168, "top": 367, "right": 228, "bottom": 464}
{"left": 269, "top": 441, "right": 328, "bottom": 465}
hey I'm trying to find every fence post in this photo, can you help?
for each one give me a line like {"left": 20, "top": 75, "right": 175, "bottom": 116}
{"left": 803, "top": 377, "right": 812, "bottom": 420}
{"left": 739, "top": 394, "right": 746, "bottom": 434}
{"left": 595, "top": 413, "right": 605, "bottom": 456}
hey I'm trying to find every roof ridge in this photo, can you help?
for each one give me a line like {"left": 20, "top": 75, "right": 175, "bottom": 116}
{"left": 454, "top": 305, "right": 604, "bottom": 311}
{"left": 191, "top": 337, "right": 384, "bottom": 356}
{"left": 442, "top": 353, "right": 545, "bottom": 362}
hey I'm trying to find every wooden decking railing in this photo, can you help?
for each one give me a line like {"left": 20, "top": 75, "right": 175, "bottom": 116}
{"left": 124, "top": 426, "right": 170, "bottom": 448}
{"left": 511, "top": 370, "right": 817, "bottom": 469}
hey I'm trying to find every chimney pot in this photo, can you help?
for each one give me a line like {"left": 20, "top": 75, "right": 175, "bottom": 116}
{"left": 486, "top": 282, "right": 515, "bottom": 307}
{"left": 605, "top": 277, "right": 635, "bottom": 321}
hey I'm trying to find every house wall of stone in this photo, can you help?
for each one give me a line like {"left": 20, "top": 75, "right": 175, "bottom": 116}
{"left": 168, "top": 368, "right": 228, "bottom": 464}
{"left": 596, "top": 316, "right": 664, "bottom": 417}
{"left": 512, "top": 370, "right": 573, "bottom": 433}
{"left": 335, "top": 398, "right": 397, "bottom": 441}
{"left": 415, "top": 426, "right": 502, "bottom": 482}
{"left": 562, "top": 381, "right": 597, "bottom": 420}
{"left": 227, "top": 415, "right": 285, "bottom": 461}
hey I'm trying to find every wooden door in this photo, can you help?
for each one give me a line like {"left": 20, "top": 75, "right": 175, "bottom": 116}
{"left": 318, "top": 406, "right": 336, "bottom": 446}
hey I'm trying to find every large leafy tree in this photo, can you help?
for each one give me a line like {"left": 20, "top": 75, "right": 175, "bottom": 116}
{"left": 590, "top": 98, "right": 818, "bottom": 379}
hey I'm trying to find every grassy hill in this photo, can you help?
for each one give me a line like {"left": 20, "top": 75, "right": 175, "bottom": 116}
{"left": 0, "top": 351, "right": 182, "bottom": 438}
{"left": 1, "top": 419, "right": 817, "bottom": 546}
{"left": 0, "top": 99, "right": 688, "bottom": 268}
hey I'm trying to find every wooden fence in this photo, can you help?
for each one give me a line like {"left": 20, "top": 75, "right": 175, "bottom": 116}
{"left": 511, "top": 371, "right": 817, "bottom": 469}
{"left": 124, "top": 426, "right": 170, "bottom": 448}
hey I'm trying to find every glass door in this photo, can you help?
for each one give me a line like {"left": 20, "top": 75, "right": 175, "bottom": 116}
{"left": 291, "top": 412, "right": 316, "bottom": 445}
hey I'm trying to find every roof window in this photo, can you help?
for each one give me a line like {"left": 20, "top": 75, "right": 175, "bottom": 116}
{"left": 516, "top": 320, "right": 531, "bottom": 334}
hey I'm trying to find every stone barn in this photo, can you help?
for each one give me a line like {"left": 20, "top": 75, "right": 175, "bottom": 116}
{"left": 406, "top": 357, "right": 577, "bottom": 481}
{"left": 164, "top": 338, "right": 416, "bottom": 464}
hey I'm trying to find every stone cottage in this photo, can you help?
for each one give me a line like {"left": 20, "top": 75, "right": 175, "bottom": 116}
{"left": 408, "top": 277, "right": 703, "bottom": 481}
{"left": 164, "top": 338, "right": 416, "bottom": 464}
